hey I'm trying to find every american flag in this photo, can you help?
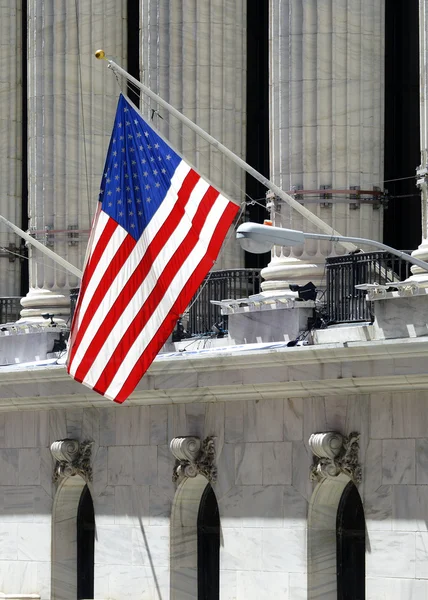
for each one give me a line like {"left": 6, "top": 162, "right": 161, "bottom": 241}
{"left": 67, "top": 94, "right": 238, "bottom": 403}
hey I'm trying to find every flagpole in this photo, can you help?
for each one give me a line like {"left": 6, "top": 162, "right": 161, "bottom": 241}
{"left": 0, "top": 215, "right": 83, "bottom": 279}
{"left": 96, "top": 49, "right": 357, "bottom": 253}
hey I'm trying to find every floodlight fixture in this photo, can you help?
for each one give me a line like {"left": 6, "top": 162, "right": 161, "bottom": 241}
{"left": 236, "top": 222, "right": 428, "bottom": 272}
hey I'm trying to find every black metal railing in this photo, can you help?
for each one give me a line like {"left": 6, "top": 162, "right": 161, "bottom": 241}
{"left": 325, "top": 251, "right": 412, "bottom": 324}
{"left": 187, "top": 269, "right": 261, "bottom": 335}
{"left": 0, "top": 297, "right": 22, "bottom": 324}
{"left": 70, "top": 288, "right": 80, "bottom": 325}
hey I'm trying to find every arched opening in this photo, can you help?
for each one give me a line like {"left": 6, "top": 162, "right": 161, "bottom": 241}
{"left": 197, "top": 483, "right": 220, "bottom": 600}
{"left": 171, "top": 475, "right": 221, "bottom": 600}
{"left": 308, "top": 473, "right": 366, "bottom": 600}
{"left": 77, "top": 485, "right": 95, "bottom": 600}
{"left": 51, "top": 475, "right": 92, "bottom": 600}
{"left": 336, "top": 482, "right": 365, "bottom": 600}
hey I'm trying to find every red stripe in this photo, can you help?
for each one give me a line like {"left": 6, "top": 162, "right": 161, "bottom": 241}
{"left": 68, "top": 230, "right": 136, "bottom": 369}
{"left": 113, "top": 201, "right": 238, "bottom": 403}
{"left": 71, "top": 169, "right": 201, "bottom": 383}
{"left": 92, "top": 186, "right": 226, "bottom": 396}
{"left": 67, "top": 216, "right": 118, "bottom": 368}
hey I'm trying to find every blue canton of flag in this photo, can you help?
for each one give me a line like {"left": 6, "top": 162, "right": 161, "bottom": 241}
{"left": 100, "top": 96, "right": 181, "bottom": 239}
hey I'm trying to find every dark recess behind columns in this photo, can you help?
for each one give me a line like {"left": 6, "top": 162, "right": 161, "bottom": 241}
{"left": 384, "top": 0, "right": 421, "bottom": 251}
{"left": 127, "top": 0, "right": 140, "bottom": 107}
{"left": 21, "top": 0, "right": 28, "bottom": 296}
{"left": 245, "top": 0, "right": 270, "bottom": 268}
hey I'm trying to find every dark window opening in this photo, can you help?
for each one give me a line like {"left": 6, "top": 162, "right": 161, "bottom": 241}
{"left": 384, "top": 0, "right": 420, "bottom": 251}
{"left": 21, "top": 0, "right": 29, "bottom": 296}
{"left": 245, "top": 0, "right": 270, "bottom": 268}
{"left": 197, "top": 483, "right": 220, "bottom": 600}
{"left": 337, "top": 482, "right": 365, "bottom": 600}
{"left": 77, "top": 485, "right": 95, "bottom": 600}
{"left": 127, "top": 0, "right": 140, "bottom": 107}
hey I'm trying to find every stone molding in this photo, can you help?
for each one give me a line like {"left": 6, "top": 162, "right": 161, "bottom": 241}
{"left": 0, "top": 596, "right": 41, "bottom": 599}
{"left": 50, "top": 439, "right": 93, "bottom": 483}
{"left": 170, "top": 436, "right": 217, "bottom": 484}
{"left": 1, "top": 335, "right": 428, "bottom": 410}
{"left": 309, "top": 431, "right": 362, "bottom": 483}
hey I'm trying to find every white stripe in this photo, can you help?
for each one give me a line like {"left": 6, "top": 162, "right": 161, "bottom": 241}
{"left": 80, "top": 161, "right": 191, "bottom": 327}
{"left": 102, "top": 195, "right": 229, "bottom": 400}
{"left": 74, "top": 220, "right": 128, "bottom": 331}
{"left": 81, "top": 203, "right": 103, "bottom": 271}
{"left": 69, "top": 162, "right": 192, "bottom": 375}
{"left": 71, "top": 166, "right": 200, "bottom": 368}
{"left": 87, "top": 204, "right": 105, "bottom": 263}
{"left": 75, "top": 162, "right": 189, "bottom": 330}
{"left": 77, "top": 176, "right": 211, "bottom": 386}
{"left": 69, "top": 162, "right": 196, "bottom": 377}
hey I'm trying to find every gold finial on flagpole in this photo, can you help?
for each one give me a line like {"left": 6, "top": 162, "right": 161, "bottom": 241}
{"left": 95, "top": 49, "right": 106, "bottom": 60}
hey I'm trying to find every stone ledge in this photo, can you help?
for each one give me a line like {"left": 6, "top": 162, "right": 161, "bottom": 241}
{"left": 0, "top": 595, "right": 41, "bottom": 599}
{"left": 0, "top": 335, "right": 427, "bottom": 410}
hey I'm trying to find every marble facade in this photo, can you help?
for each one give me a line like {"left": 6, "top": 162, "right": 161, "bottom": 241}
{"left": 0, "top": 387, "right": 426, "bottom": 599}
{"left": 0, "top": 2, "right": 23, "bottom": 296}
{"left": 140, "top": 1, "right": 247, "bottom": 270}
{"left": 262, "top": 0, "right": 385, "bottom": 293}
{"left": 21, "top": 0, "right": 127, "bottom": 321}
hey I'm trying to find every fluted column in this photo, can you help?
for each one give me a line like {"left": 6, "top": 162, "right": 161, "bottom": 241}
{"left": 262, "top": 0, "right": 385, "bottom": 294}
{"left": 140, "top": 0, "right": 246, "bottom": 269}
{"left": 0, "top": 3, "right": 22, "bottom": 296}
{"left": 410, "top": 0, "right": 428, "bottom": 284}
{"left": 21, "top": 0, "right": 127, "bottom": 322}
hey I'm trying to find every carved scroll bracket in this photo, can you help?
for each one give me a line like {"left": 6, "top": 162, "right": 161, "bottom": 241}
{"left": 309, "top": 431, "right": 362, "bottom": 484}
{"left": 170, "top": 436, "right": 217, "bottom": 484}
{"left": 50, "top": 439, "right": 93, "bottom": 483}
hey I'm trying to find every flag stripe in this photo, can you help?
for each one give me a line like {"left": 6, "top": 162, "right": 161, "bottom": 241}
{"left": 68, "top": 208, "right": 113, "bottom": 353}
{"left": 68, "top": 231, "right": 134, "bottom": 368}
{"left": 79, "top": 182, "right": 220, "bottom": 390}
{"left": 76, "top": 216, "right": 126, "bottom": 321}
{"left": 69, "top": 169, "right": 207, "bottom": 382}
{"left": 68, "top": 163, "right": 194, "bottom": 376}
{"left": 72, "top": 161, "right": 191, "bottom": 343}
{"left": 67, "top": 93, "right": 239, "bottom": 403}
{"left": 110, "top": 200, "right": 238, "bottom": 402}
{"left": 101, "top": 196, "right": 233, "bottom": 398}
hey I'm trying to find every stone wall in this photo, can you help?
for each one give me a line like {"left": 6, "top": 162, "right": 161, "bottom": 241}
{"left": 0, "top": 392, "right": 427, "bottom": 598}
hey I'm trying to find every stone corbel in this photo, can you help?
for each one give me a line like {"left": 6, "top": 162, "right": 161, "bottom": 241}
{"left": 309, "top": 431, "right": 362, "bottom": 483}
{"left": 50, "top": 439, "right": 93, "bottom": 483}
{"left": 170, "top": 436, "right": 217, "bottom": 484}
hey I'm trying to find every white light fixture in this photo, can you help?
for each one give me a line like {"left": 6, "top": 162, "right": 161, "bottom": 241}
{"left": 236, "top": 222, "right": 428, "bottom": 272}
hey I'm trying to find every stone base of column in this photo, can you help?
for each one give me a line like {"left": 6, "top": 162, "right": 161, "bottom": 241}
{"left": 260, "top": 256, "right": 327, "bottom": 297}
{"left": 18, "top": 289, "right": 70, "bottom": 325}
{"left": 406, "top": 240, "right": 428, "bottom": 286}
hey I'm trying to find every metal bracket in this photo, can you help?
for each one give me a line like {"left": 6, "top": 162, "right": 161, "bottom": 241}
{"left": 265, "top": 190, "right": 277, "bottom": 213}
{"left": 290, "top": 185, "right": 304, "bottom": 202}
{"left": 320, "top": 185, "right": 332, "bottom": 208}
{"left": 349, "top": 186, "right": 361, "bottom": 210}
{"left": 44, "top": 225, "right": 55, "bottom": 247}
{"left": 67, "top": 225, "right": 79, "bottom": 246}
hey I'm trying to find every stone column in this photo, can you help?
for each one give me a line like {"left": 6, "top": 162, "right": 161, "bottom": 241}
{"left": 21, "top": 0, "right": 127, "bottom": 322}
{"left": 0, "top": 2, "right": 22, "bottom": 296}
{"left": 410, "top": 0, "right": 428, "bottom": 284}
{"left": 140, "top": 0, "right": 246, "bottom": 269}
{"left": 262, "top": 0, "right": 385, "bottom": 295}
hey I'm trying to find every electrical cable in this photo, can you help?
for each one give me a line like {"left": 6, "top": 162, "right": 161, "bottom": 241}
{"left": 74, "top": 0, "right": 92, "bottom": 228}
{"left": 0, "top": 246, "right": 78, "bottom": 280}
{"left": 384, "top": 175, "right": 418, "bottom": 183}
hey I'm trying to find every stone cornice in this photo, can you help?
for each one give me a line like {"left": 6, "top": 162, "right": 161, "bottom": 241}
{"left": 0, "top": 336, "right": 428, "bottom": 410}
